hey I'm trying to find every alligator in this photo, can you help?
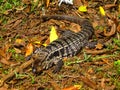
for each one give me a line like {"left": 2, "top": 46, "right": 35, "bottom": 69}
{"left": 30, "top": 15, "right": 95, "bottom": 73}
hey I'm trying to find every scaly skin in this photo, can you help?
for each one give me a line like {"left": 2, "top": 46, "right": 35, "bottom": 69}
{"left": 31, "top": 15, "right": 94, "bottom": 73}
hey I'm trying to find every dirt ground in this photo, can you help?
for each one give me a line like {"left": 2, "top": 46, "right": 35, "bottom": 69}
{"left": 0, "top": 0, "right": 120, "bottom": 90}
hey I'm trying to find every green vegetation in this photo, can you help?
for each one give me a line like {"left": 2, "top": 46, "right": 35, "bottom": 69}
{"left": 8, "top": 48, "right": 16, "bottom": 54}
{"left": 95, "top": 25, "right": 105, "bottom": 31}
{"left": 83, "top": 52, "right": 92, "bottom": 61}
{"left": 0, "top": 0, "right": 24, "bottom": 24}
{"left": 8, "top": 48, "right": 24, "bottom": 61}
{"left": 15, "top": 72, "right": 35, "bottom": 84}
{"left": 0, "top": 0, "right": 23, "bottom": 14}
{"left": 0, "top": 36, "right": 3, "bottom": 41}
{"left": 114, "top": 60, "right": 120, "bottom": 75}
{"left": 113, "top": 38, "right": 120, "bottom": 47}
{"left": 31, "top": 0, "right": 39, "bottom": 12}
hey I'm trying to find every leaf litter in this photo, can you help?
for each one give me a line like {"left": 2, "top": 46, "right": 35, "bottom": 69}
{"left": 0, "top": 0, "right": 120, "bottom": 89}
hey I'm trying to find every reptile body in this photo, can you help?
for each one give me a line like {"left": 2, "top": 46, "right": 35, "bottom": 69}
{"left": 31, "top": 15, "right": 94, "bottom": 73}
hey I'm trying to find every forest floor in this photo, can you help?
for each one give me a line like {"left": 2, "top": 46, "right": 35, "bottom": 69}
{"left": 0, "top": 0, "right": 120, "bottom": 90}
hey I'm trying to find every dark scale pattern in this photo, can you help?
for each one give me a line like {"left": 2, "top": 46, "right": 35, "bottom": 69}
{"left": 31, "top": 15, "right": 94, "bottom": 73}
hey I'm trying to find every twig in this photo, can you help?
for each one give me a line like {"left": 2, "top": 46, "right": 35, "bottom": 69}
{"left": 0, "top": 59, "right": 34, "bottom": 87}
{"left": 84, "top": 49, "right": 115, "bottom": 55}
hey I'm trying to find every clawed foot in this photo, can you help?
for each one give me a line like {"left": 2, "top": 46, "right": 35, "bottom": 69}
{"left": 53, "top": 60, "right": 64, "bottom": 73}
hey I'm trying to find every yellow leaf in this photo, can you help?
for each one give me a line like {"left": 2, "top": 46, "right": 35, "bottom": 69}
{"left": 43, "top": 43, "right": 47, "bottom": 47}
{"left": 62, "top": 84, "right": 82, "bottom": 90}
{"left": 99, "top": 6, "right": 106, "bottom": 16}
{"left": 50, "top": 26, "right": 58, "bottom": 43}
{"left": 34, "top": 41, "right": 41, "bottom": 44}
{"left": 46, "top": 0, "right": 50, "bottom": 7}
{"left": 34, "top": 0, "right": 38, "bottom": 3}
{"left": 78, "top": 5, "right": 87, "bottom": 12}
{"left": 15, "top": 39, "right": 23, "bottom": 44}
{"left": 74, "top": 84, "right": 82, "bottom": 89}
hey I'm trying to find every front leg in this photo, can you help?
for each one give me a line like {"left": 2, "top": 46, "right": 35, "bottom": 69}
{"left": 85, "top": 41, "right": 98, "bottom": 49}
{"left": 53, "top": 59, "right": 64, "bottom": 73}
{"left": 42, "top": 59, "right": 64, "bottom": 73}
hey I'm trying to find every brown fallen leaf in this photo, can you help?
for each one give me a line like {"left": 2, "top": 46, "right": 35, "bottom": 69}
{"left": 104, "top": 85, "right": 115, "bottom": 90}
{"left": 24, "top": 5, "right": 31, "bottom": 13}
{"left": 102, "top": 58, "right": 111, "bottom": 65}
{"left": 0, "top": 58, "right": 34, "bottom": 87}
{"left": 0, "top": 48, "right": 6, "bottom": 58}
{"left": 48, "top": 19, "right": 66, "bottom": 28}
{"left": 69, "top": 23, "right": 81, "bottom": 33}
{"left": 114, "top": 0, "right": 117, "bottom": 4}
{"left": 43, "top": 37, "right": 50, "bottom": 46}
{"left": 3, "top": 16, "right": 22, "bottom": 26}
{"left": 0, "top": 58, "right": 9, "bottom": 65}
{"left": 0, "top": 86, "right": 7, "bottom": 90}
{"left": 0, "top": 44, "right": 13, "bottom": 65}
{"left": 11, "top": 19, "right": 22, "bottom": 29}
{"left": 14, "top": 48, "right": 21, "bottom": 54}
{"left": 104, "top": 23, "right": 116, "bottom": 37}
{"left": 80, "top": 76, "right": 97, "bottom": 89}
{"left": 95, "top": 43, "right": 104, "bottom": 50}
{"left": 117, "top": 24, "right": 120, "bottom": 33}
{"left": 22, "top": 0, "right": 31, "bottom": 4}
{"left": 49, "top": 81, "right": 61, "bottom": 90}
{"left": 104, "top": 4, "right": 117, "bottom": 9}
{"left": 25, "top": 43, "right": 33, "bottom": 57}
{"left": 73, "top": 0, "right": 82, "bottom": 7}
{"left": 0, "top": 55, "right": 12, "bottom": 65}
{"left": 100, "top": 78, "right": 105, "bottom": 89}
{"left": 87, "top": 68, "right": 94, "bottom": 74}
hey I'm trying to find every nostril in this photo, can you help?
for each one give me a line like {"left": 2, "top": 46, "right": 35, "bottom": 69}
{"left": 26, "top": 55, "right": 31, "bottom": 60}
